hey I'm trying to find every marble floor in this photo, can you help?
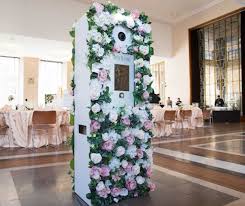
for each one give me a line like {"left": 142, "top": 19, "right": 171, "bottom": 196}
{"left": 0, "top": 122, "right": 245, "bottom": 206}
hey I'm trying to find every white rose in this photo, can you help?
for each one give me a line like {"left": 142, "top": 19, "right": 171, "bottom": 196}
{"left": 109, "top": 158, "right": 121, "bottom": 170}
{"left": 90, "top": 79, "right": 101, "bottom": 100}
{"left": 132, "top": 164, "right": 140, "bottom": 175}
{"left": 113, "top": 198, "right": 119, "bottom": 203}
{"left": 140, "top": 24, "right": 151, "bottom": 33}
{"left": 139, "top": 45, "right": 149, "bottom": 55}
{"left": 143, "top": 75, "right": 152, "bottom": 86}
{"left": 122, "top": 129, "right": 131, "bottom": 137}
{"left": 101, "top": 103, "right": 112, "bottom": 115}
{"left": 102, "top": 133, "right": 109, "bottom": 141}
{"left": 136, "top": 176, "right": 145, "bottom": 185}
{"left": 109, "top": 109, "right": 118, "bottom": 123}
{"left": 133, "top": 35, "right": 143, "bottom": 42}
{"left": 121, "top": 160, "right": 128, "bottom": 169}
{"left": 126, "top": 145, "right": 137, "bottom": 158}
{"left": 91, "top": 153, "right": 102, "bottom": 164}
{"left": 126, "top": 17, "right": 135, "bottom": 28}
{"left": 96, "top": 181, "right": 105, "bottom": 191}
{"left": 120, "top": 188, "right": 129, "bottom": 196}
{"left": 91, "top": 103, "right": 101, "bottom": 113}
{"left": 132, "top": 128, "right": 145, "bottom": 140}
{"left": 134, "top": 58, "right": 144, "bottom": 68}
{"left": 116, "top": 146, "right": 125, "bottom": 157}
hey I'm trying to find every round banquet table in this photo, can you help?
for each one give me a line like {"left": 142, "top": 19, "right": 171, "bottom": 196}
{"left": 151, "top": 105, "right": 204, "bottom": 137}
{"left": 0, "top": 110, "right": 70, "bottom": 148}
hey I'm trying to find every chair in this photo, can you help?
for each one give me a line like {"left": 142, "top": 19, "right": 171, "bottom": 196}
{"left": 60, "top": 111, "right": 72, "bottom": 142}
{"left": 179, "top": 110, "right": 192, "bottom": 129}
{"left": 163, "top": 110, "right": 177, "bottom": 136}
{"left": 30, "top": 111, "right": 58, "bottom": 148}
{"left": 0, "top": 112, "right": 10, "bottom": 148}
{"left": 203, "top": 109, "right": 213, "bottom": 124}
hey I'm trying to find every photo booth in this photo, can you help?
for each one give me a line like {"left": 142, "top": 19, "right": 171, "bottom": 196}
{"left": 74, "top": 16, "right": 135, "bottom": 205}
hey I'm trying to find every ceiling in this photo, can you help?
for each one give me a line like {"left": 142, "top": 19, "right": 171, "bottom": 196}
{"left": 76, "top": 0, "right": 225, "bottom": 23}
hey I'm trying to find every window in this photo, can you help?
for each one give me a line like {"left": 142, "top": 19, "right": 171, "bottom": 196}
{"left": 38, "top": 60, "right": 67, "bottom": 106}
{"left": 0, "top": 56, "right": 23, "bottom": 107}
{"left": 150, "top": 62, "right": 165, "bottom": 102}
{"left": 198, "top": 14, "right": 242, "bottom": 110}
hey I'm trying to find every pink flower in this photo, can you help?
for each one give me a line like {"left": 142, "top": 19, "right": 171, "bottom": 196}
{"left": 97, "top": 188, "right": 110, "bottom": 198}
{"left": 137, "top": 149, "right": 144, "bottom": 159}
{"left": 98, "top": 69, "right": 108, "bottom": 82}
{"left": 133, "top": 46, "right": 139, "bottom": 52}
{"left": 100, "top": 165, "right": 110, "bottom": 177}
{"left": 131, "top": 9, "right": 140, "bottom": 19}
{"left": 135, "top": 72, "right": 142, "bottom": 79}
{"left": 146, "top": 167, "right": 152, "bottom": 177}
{"left": 93, "top": 2, "right": 104, "bottom": 13}
{"left": 126, "top": 135, "right": 135, "bottom": 145}
{"left": 126, "top": 179, "right": 137, "bottom": 191}
{"left": 125, "top": 163, "right": 133, "bottom": 173}
{"left": 112, "top": 45, "right": 121, "bottom": 53}
{"left": 143, "top": 91, "right": 149, "bottom": 100}
{"left": 148, "top": 182, "right": 156, "bottom": 191}
{"left": 102, "top": 140, "right": 114, "bottom": 151}
{"left": 111, "top": 187, "right": 121, "bottom": 197}
{"left": 122, "top": 117, "right": 131, "bottom": 126}
{"left": 144, "top": 120, "right": 153, "bottom": 130}
{"left": 90, "top": 120, "right": 101, "bottom": 132}
{"left": 112, "top": 175, "right": 121, "bottom": 182}
{"left": 90, "top": 166, "right": 101, "bottom": 180}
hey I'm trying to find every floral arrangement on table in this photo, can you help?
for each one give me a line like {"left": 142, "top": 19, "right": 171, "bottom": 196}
{"left": 70, "top": 2, "right": 155, "bottom": 205}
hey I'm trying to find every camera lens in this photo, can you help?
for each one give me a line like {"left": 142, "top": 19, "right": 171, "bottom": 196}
{"left": 118, "top": 32, "right": 126, "bottom": 41}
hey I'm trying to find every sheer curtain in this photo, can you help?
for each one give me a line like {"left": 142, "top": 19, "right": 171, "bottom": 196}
{"left": 38, "top": 60, "right": 67, "bottom": 106}
{"left": 150, "top": 61, "right": 165, "bottom": 102}
{"left": 0, "top": 56, "right": 23, "bottom": 107}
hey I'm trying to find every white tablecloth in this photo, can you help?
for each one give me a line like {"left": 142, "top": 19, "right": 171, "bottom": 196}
{"left": 0, "top": 110, "right": 70, "bottom": 148}
{"left": 152, "top": 106, "right": 203, "bottom": 137}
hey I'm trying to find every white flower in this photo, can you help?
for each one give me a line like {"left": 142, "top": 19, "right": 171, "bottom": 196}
{"left": 120, "top": 188, "right": 129, "bottom": 196}
{"left": 136, "top": 176, "right": 145, "bottom": 184}
{"left": 116, "top": 146, "right": 125, "bottom": 157}
{"left": 132, "top": 164, "right": 140, "bottom": 175}
{"left": 143, "top": 75, "right": 152, "bottom": 86}
{"left": 109, "top": 158, "right": 121, "bottom": 170}
{"left": 121, "top": 160, "right": 128, "bottom": 168}
{"left": 96, "top": 181, "right": 105, "bottom": 191}
{"left": 94, "top": 12, "right": 112, "bottom": 27}
{"left": 91, "top": 103, "right": 101, "bottom": 113}
{"left": 126, "top": 145, "right": 137, "bottom": 158}
{"left": 102, "top": 133, "right": 109, "bottom": 141}
{"left": 132, "top": 128, "right": 145, "bottom": 140}
{"left": 105, "top": 180, "right": 112, "bottom": 187}
{"left": 90, "top": 79, "right": 102, "bottom": 100}
{"left": 91, "top": 153, "right": 102, "bottom": 164}
{"left": 113, "top": 198, "right": 119, "bottom": 203}
{"left": 109, "top": 130, "right": 120, "bottom": 143}
{"left": 133, "top": 35, "right": 143, "bottom": 42}
{"left": 139, "top": 45, "right": 150, "bottom": 55}
{"left": 92, "top": 44, "right": 104, "bottom": 57}
{"left": 139, "top": 24, "right": 151, "bottom": 33}
{"left": 126, "top": 16, "right": 135, "bottom": 28}
{"left": 101, "top": 103, "right": 112, "bottom": 115}
{"left": 103, "top": 33, "right": 111, "bottom": 44}
{"left": 109, "top": 109, "right": 118, "bottom": 123}
{"left": 122, "top": 129, "right": 131, "bottom": 137}
{"left": 134, "top": 58, "right": 144, "bottom": 68}
{"left": 135, "top": 19, "right": 143, "bottom": 26}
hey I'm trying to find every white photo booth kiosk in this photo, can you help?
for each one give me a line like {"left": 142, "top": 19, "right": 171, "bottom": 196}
{"left": 74, "top": 16, "right": 135, "bottom": 205}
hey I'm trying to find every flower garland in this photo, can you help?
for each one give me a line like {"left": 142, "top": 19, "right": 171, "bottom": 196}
{"left": 71, "top": 2, "right": 155, "bottom": 206}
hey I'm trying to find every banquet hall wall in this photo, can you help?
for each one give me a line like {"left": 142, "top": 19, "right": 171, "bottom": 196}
{"left": 166, "top": 0, "right": 243, "bottom": 105}
{"left": 21, "top": 57, "right": 72, "bottom": 107}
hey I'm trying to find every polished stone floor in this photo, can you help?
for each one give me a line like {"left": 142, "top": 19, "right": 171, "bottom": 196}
{"left": 1, "top": 122, "right": 245, "bottom": 206}
{"left": 6, "top": 165, "right": 237, "bottom": 206}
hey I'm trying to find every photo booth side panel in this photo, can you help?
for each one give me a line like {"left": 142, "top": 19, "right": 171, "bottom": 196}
{"left": 74, "top": 16, "right": 91, "bottom": 205}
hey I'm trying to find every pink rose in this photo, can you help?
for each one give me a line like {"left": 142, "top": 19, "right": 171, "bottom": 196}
{"left": 143, "top": 120, "right": 153, "bottom": 130}
{"left": 146, "top": 167, "right": 152, "bottom": 177}
{"left": 126, "top": 179, "right": 137, "bottom": 191}
{"left": 90, "top": 120, "right": 101, "bottom": 132}
{"left": 135, "top": 72, "right": 142, "bottom": 79}
{"left": 126, "top": 135, "right": 135, "bottom": 145}
{"left": 93, "top": 2, "right": 104, "bottom": 13}
{"left": 98, "top": 69, "right": 108, "bottom": 82}
{"left": 111, "top": 187, "right": 121, "bottom": 197}
{"left": 122, "top": 117, "right": 131, "bottom": 126}
{"left": 133, "top": 46, "right": 139, "bottom": 52}
{"left": 112, "top": 45, "right": 121, "bottom": 53}
{"left": 143, "top": 91, "right": 149, "bottom": 100}
{"left": 100, "top": 165, "right": 110, "bottom": 177}
{"left": 90, "top": 166, "right": 101, "bottom": 180}
{"left": 125, "top": 163, "right": 133, "bottom": 173}
{"left": 131, "top": 9, "right": 140, "bottom": 19}
{"left": 112, "top": 174, "right": 121, "bottom": 182}
{"left": 97, "top": 188, "right": 110, "bottom": 198}
{"left": 137, "top": 149, "right": 144, "bottom": 159}
{"left": 102, "top": 140, "right": 114, "bottom": 151}
{"left": 148, "top": 182, "right": 156, "bottom": 191}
